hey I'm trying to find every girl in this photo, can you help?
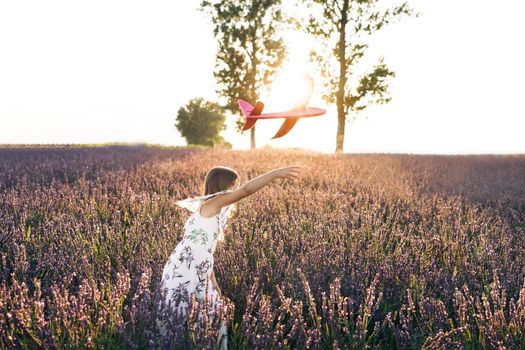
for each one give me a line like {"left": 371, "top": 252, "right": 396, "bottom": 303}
{"left": 157, "top": 164, "right": 301, "bottom": 349}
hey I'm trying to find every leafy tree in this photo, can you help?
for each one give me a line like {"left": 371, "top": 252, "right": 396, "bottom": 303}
{"left": 200, "top": 0, "right": 286, "bottom": 149}
{"left": 175, "top": 97, "right": 229, "bottom": 147}
{"left": 304, "top": 0, "right": 416, "bottom": 153}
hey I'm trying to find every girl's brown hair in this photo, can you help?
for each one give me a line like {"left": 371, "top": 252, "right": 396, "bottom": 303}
{"left": 202, "top": 166, "right": 240, "bottom": 196}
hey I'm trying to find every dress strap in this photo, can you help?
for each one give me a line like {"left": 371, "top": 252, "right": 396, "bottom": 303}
{"left": 175, "top": 189, "right": 234, "bottom": 213}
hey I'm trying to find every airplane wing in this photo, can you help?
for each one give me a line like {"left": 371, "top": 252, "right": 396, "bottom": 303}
{"left": 271, "top": 117, "right": 300, "bottom": 139}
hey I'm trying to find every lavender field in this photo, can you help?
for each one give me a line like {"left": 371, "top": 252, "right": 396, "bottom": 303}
{"left": 1, "top": 146, "right": 525, "bottom": 349}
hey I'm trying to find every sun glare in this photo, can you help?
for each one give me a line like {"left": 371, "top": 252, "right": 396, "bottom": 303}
{"left": 264, "top": 72, "right": 313, "bottom": 111}
{"left": 262, "top": 30, "right": 320, "bottom": 111}
{"left": 253, "top": 29, "right": 335, "bottom": 152}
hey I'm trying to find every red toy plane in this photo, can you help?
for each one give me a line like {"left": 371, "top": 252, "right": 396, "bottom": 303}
{"left": 237, "top": 76, "right": 326, "bottom": 139}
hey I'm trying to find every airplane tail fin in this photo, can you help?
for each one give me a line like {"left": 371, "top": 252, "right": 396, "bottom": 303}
{"left": 238, "top": 99, "right": 264, "bottom": 131}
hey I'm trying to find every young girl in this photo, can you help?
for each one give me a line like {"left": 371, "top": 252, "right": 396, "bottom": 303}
{"left": 158, "top": 164, "right": 301, "bottom": 349}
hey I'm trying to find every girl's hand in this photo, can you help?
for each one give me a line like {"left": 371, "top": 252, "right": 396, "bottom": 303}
{"left": 273, "top": 166, "right": 302, "bottom": 181}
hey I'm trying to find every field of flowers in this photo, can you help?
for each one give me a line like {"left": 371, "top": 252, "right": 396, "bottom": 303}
{"left": 1, "top": 145, "right": 525, "bottom": 349}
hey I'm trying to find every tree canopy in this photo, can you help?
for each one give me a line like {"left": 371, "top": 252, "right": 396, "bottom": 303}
{"left": 304, "top": 0, "right": 416, "bottom": 153}
{"left": 175, "top": 97, "right": 229, "bottom": 147}
{"left": 200, "top": 0, "right": 287, "bottom": 149}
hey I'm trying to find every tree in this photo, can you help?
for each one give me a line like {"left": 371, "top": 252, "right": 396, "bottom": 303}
{"left": 200, "top": 0, "right": 286, "bottom": 149}
{"left": 175, "top": 97, "right": 229, "bottom": 147}
{"left": 304, "top": 0, "right": 416, "bottom": 153}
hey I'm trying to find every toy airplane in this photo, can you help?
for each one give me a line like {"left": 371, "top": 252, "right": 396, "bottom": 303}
{"left": 237, "top": 76, "right": 326, "bottom": 139}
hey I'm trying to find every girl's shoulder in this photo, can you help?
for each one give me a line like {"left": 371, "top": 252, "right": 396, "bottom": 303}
{"left": 175, "top": 189, "right": 234, "bottom": 213}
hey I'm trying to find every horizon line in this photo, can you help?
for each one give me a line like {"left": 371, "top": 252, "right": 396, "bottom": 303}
{"left": 0, "top": 143, "right": 524, "bottom": 157}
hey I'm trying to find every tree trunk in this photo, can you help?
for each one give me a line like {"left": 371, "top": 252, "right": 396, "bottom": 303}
{"left": 335, "top": 106, "right": 345, "bottom": 153}
{"left": 335, "top": 0, "right": 349, "bottom": 154}
{"left": 250, "top": 126, "right": 256, "bottom": 149}
{"left": 249, "top": 62, "right": 257, "bottom": 149}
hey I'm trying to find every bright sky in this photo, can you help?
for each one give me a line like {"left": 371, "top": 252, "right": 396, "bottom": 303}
{"left": 0, "top": 0, "right": 523, "bottom": 154}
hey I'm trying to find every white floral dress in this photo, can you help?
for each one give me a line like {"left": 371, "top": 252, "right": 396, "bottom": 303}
{"left": 158, "top": 189, "right": 233, "bottom": 348}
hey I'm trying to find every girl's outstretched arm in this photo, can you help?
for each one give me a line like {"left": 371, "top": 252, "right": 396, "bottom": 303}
{"left": 200, "top": 166, "right": 302, "bottom": 216}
